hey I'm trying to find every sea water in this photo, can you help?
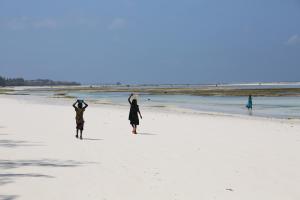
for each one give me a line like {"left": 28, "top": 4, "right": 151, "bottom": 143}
{"left": 67, "top": 91, "right": 300, "bottom": 119}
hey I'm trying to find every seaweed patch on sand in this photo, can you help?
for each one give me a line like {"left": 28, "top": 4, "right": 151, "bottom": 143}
{"left": 6, "top": 86, "right": 300, "bottom": 97}
{"left": 0, "top": 88, "right": 14, "bottom": 95}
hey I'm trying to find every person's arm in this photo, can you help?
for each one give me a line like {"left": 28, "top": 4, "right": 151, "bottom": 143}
{"left": 138, "top": 108, "right": 142, "bottom": 119}
{"left": 128, "top": 93, "right": 133, "bottom": 104}
{"left": 72, "top": 100, "right": 77, "bottom": 109}
{"left": 83, "top": 101, "right": 88, "bottom": 109}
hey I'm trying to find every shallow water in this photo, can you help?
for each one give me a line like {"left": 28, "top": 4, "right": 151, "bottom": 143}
{"left": 66, "top": 91, "right": 300, "bottom": 119}
{"left": 12, "top": 83, "right": 300, "bottom": 119}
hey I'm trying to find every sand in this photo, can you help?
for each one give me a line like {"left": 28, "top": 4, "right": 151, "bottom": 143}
{"left": 1, "top": 96, "right": 300, "bottom": 200}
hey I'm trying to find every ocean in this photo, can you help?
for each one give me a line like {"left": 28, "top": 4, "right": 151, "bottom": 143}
{"left": 12, "top": 83, "right": 300, "bottom": 119}
{"left": 66, "top": 91, "right": 300, "bottom": 119}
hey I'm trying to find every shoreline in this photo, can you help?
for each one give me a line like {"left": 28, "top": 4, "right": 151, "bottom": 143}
{"left": 2, "top": 85, "right": 300, "bottom": 120}
{"left": 1, "top": 93, "right": 299, "bottom": 124}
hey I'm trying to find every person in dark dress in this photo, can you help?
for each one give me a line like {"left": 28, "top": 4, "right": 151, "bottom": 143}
{"left": 73, "top": 100, "right": 88, "bottom": 139}
{"left": 128, "top": 93, "right": 142, "bottom": 134}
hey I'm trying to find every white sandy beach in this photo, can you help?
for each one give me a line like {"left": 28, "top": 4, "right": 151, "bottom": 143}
{"left": 1, "top": 96, "right": 300, "bottom": 200}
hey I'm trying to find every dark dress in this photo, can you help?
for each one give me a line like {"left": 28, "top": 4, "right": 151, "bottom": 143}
{"left": 129, "top": 104, "right": 140, "bottom": 125}
{"left": 75, "top": 107, "right": 85, "bottom": 130}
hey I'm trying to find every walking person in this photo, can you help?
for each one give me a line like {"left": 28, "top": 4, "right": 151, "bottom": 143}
{"left": 73, "top": 100, "right": 88, "bottom": 139}
{"left": 246, "top": 95, "right": 253, "bottom": 110}
{"left": 128, "top": 93, "right": 142, "bottom": 134}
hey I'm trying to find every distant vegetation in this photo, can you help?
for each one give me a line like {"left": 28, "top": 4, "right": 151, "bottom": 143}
{"left": 0, "top": 76, "right": 80, "bottom": 87}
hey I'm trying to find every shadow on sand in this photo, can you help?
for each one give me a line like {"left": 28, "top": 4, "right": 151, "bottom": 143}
{"left": 0, "top": 126, "right": 8, "bottom": 135}
{"left": 138, "top": 132, "right": 157, "bottom": 136}
{"left": 0, "top": 159, "right": 88, "bottom": 170}
{"left": 0, "top": 195, "right": 19, "bottom": 200}
{"left": 0, "top": 139, "right": 41, "bottom": 148}
{"left": 81, "top": 138, "right": 103, "bottom": 141}
{"left": 0, "top": 129, "right": 96, "bottom": 197}
{"left": 0, "top": 159, "right": 93, "bottom": 198}
{"left": 0, "top": 173, "right": 54, "bottom": 186}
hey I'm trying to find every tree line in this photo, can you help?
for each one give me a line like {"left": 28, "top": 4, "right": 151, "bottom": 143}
{"left": 0, "top": 76, "right": 80, "bottom": 87}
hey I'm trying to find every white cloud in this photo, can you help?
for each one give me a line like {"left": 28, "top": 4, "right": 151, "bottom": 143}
{"left": 108, "top": 18, "right": 127, "bottom": 30}
{"left": 285, "top": 34, "right": 300, "bottom": 46}
{"left": 33, "top": 19, "right": 58, "bottom": 29}
{"left": 76, "top": 16, "right": 101, "bottom": 28}
{"left": 0, "top": 17, "right": 58, "bottom": 30}
{"left": 0, "top": 16, "right": 99, "bottom": 30}
{"left": 1, "top": 16, "right": 30, "bottom": 30}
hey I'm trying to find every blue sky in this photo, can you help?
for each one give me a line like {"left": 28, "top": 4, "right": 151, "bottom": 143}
{"left": 0, "top": 0, "right": 300, "bottom": 84}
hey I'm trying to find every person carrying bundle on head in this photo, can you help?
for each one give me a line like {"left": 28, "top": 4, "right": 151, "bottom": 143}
{"left": 73, "top": 99, "right": 88, "bottom": 139}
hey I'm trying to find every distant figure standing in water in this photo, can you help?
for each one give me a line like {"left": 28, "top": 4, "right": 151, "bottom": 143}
{"left": 128, "top": 93, "right": 142, "bottom": 134}
{"left": 73, "top": 100, "right": 88, "bottom": 139}
{"left": 246, "top": 95, "right": 253, "bottom": 110}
